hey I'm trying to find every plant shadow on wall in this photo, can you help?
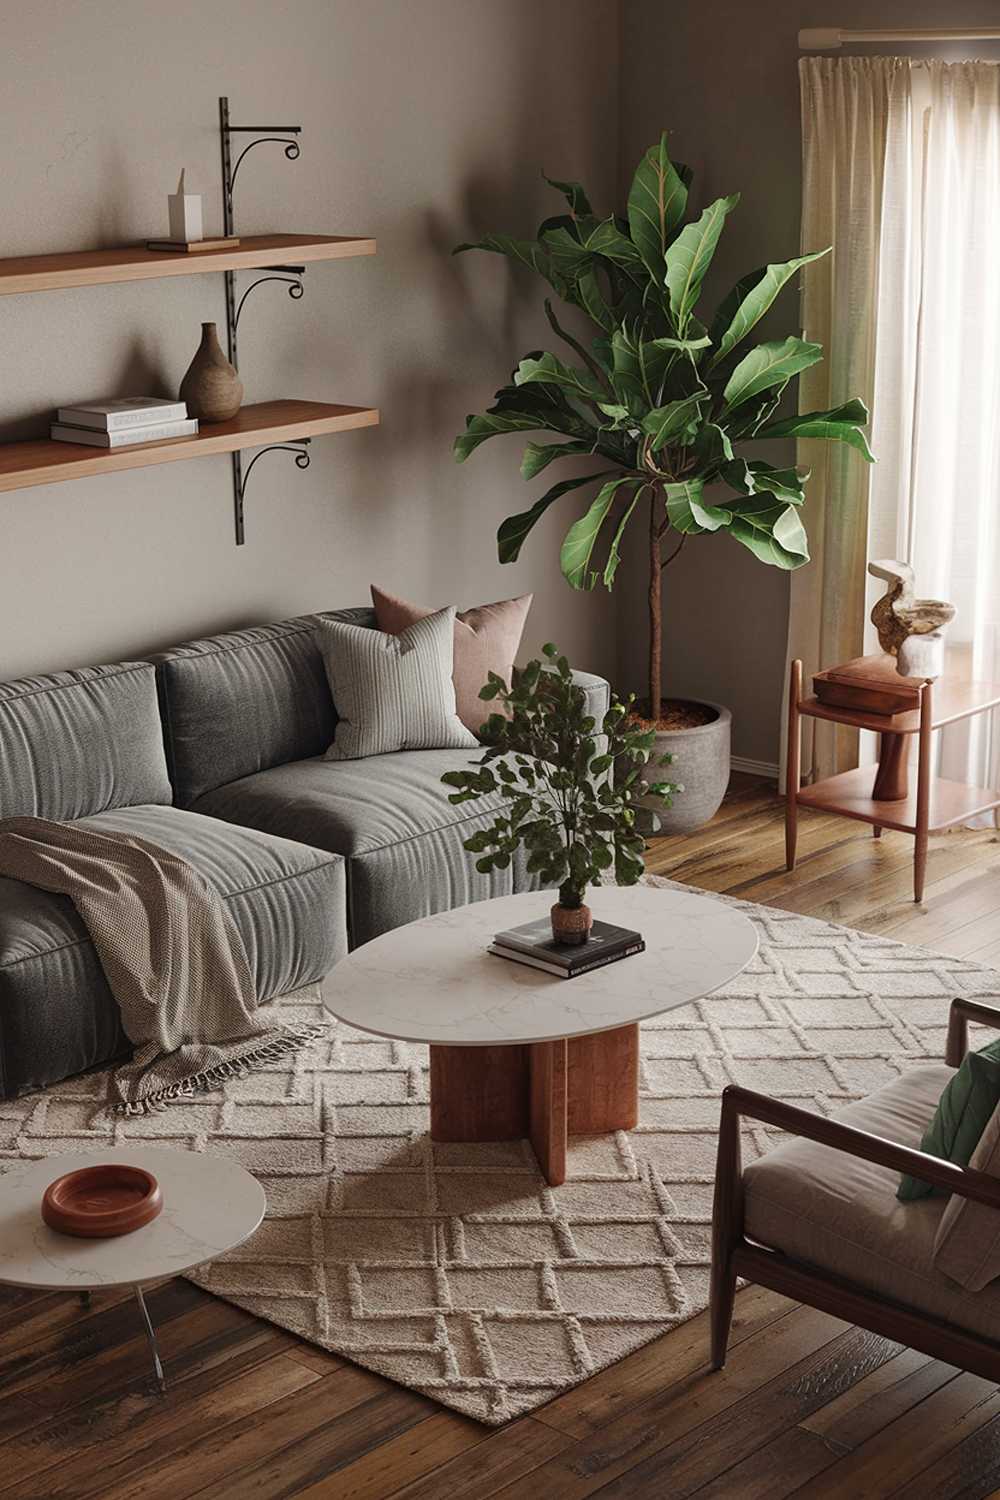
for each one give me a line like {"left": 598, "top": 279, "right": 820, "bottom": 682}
{"left": 454, "top": 134, "right": 875, "bottom": 831}
{"left": 442, "top": 643, "right": 678, "bottom": 941}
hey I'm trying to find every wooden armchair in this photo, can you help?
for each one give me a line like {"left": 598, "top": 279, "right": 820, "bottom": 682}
{"left": 710, "top": 999, "right": 1000, "bottom": 1380}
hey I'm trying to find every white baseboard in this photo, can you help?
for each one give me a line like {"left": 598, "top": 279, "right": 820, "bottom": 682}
{"left": 730, "top": 755, "right": 780, "bottom": 780}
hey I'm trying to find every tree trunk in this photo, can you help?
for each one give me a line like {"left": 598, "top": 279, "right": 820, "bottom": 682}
{"left": 648, "top": 490, "right": 662, "bottom": 720}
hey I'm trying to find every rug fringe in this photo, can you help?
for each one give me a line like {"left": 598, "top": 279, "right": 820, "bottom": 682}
{"left": 113, "top": 1022, "right": 328, "bottom": 1116}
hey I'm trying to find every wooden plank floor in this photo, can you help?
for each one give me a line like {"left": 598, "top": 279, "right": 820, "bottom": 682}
{"left": 4, "top": 773, "right": 1000, "bottom": 1499}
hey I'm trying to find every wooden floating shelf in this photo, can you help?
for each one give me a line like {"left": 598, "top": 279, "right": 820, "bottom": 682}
{"left": 0, "top": 400, "right": 379, "bottom": 493}
{"left": 0, "top": 234, "right": 376, "bottom": 296}
{"left": 796, "top": 766, "right": 1000, "bottom": 834}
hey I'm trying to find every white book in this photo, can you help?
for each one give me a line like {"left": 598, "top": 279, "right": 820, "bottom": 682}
{"left": 55, "top": 397, "right": 188, "bottom": 431}
{"left": 50, "top": 418, "right": 199, "bottom": 449}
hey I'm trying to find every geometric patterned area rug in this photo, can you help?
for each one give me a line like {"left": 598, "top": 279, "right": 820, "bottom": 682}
{"left": 3, "top": 875, "right": 1000, "bottom": 1425}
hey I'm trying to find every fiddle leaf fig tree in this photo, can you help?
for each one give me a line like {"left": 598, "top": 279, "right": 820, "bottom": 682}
{"left": 454, "top": 134, "right": 875, "bottom": 718}
{"left": 441, "top": 645, "right": 678, "bottom": 908}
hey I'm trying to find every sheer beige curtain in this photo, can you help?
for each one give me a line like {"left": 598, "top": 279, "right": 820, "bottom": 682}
{"left": 867, "top": 61, "right": 1000, "bottom": 822}
{"left": 787, "top": 57, "right": 906, "bottom": 782}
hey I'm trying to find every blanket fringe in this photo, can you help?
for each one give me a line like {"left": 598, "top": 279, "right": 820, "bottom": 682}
{"left": 113, "top": 1022, "right": 328, "bottom": 1116}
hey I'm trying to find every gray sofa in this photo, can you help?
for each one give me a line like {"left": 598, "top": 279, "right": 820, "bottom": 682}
{"left": 0, "top": 607, "right": 610, "bottom": 1098}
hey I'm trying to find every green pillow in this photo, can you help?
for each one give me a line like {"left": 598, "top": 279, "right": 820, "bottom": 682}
{"left": 898, "top": 1041, "right": 1000, "bottom": 1201}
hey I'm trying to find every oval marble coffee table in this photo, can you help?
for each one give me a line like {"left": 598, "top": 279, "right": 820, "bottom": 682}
{"left": 323, "top": 885, "right": 757, "bottom": 1185}
{"left": 0, "top": 1147, "right": 265, "bottom": 1392}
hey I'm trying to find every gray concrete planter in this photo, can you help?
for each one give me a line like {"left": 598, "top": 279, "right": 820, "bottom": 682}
{"left": 640, "top": 701, "right": 732, "bottom": 835}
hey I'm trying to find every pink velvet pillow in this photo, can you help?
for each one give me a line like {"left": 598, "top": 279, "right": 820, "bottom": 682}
{"left": 371, "top": 586, "right": 532, "bottom": 737}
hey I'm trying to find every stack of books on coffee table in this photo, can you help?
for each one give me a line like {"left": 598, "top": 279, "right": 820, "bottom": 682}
{"left": 489, "top": 917, "right": 645, "bottom": 978}
{"left": 50, "top": 397, "right": 198, "bottom": 448}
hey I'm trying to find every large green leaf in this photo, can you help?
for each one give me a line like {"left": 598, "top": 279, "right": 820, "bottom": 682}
{"left": 542, "top": 173, "right": 593, "bottom": 217}
{"left": 514, "top": 352, "right": 606, "bottom": 405}
{"left": 584, "top": 218, "right": 646, "bottom": 275}
{"left": 646, "top": 333, "right": 712, "bottom": 354}
{"left": 540, "top": 226, "right": 594, "bottom": 283}
{"left": 723, "top": 337, "right": 823, "bottom": 410}
{"left": 455, "top": 375, "right": 599, "bottom": 460}
{"left": 708, "top": 249, "right": 829, "bottom": 367}
{"left": 520, "top": 439, "right": 596, "bottom": 480}
{"left": 664, "top": 195, "right": 740, "bottom": 330}
{"left": 576, "top": 266, "right": 615, "bottom": 330}
{"left": 725, "top": 383, "right": 788, "bottom": 439}
{"left": 756, "top": 397, "right": 875, "bottom": 461}
{"left": 498, "top": 471, "right": 618, "bottom": 563}
{"left": 627, "top": 134, "right": 688, "bottom": 281}
{"left": 664, "top": 478, "right": 731, "bottom": 535}
{"left": 603, "top": 489, "right": 643, "bottom": 587}
{"left": 641, "top": 389, "right": 708, "bottom": 451}
{"left": 544, "top": 299, "right": 614, "bottom": 388}
{"left": 744, "top": 461, "right": 809, "bottom": 504}
{"left": 455, "top": 410, "right": 554, "bottom": 463}
{"left": 561, "top": 477, "right": 640, "bottom": 588}
{"left": 690, "top": 422, "right": 734, "bottom": 474}
{"left": 453, "top": 234, "right": 553, "bottom": 280}
{"left": 727, "top": 495, "right": 809, "bottom": 567}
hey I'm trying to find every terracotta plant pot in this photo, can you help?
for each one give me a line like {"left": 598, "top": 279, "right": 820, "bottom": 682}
{"left": 551, "top": 900, "right": 592, "bottom": 946}
{"left": 179, "top": 321, "right": 243, "bottom": 422}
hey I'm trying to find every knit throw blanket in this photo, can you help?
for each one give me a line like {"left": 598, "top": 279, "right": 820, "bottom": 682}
{"left": 0, "top": 816, "right": 323, "bottom": 1113}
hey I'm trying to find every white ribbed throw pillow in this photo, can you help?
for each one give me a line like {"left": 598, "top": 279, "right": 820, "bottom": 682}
{"left": 315, "top": 607, "right": 478, "bottom": 760}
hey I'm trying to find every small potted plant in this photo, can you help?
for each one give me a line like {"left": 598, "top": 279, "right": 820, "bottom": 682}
{"left": 441, "top": 644, "right": 679, "bottom": 944}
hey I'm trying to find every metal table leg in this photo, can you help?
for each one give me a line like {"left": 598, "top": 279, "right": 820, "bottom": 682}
{"left": 133, "top": 1284, "right": 167, "bottom": 1394}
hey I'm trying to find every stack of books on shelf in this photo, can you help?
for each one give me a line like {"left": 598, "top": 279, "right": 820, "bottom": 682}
{"left": 489, "top": 917, "right": 645, "bottom": 979}
{"left": 50, "top": 397, "right": 198, "bottom": 448}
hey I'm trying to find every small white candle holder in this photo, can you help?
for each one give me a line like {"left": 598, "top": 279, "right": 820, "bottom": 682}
{"left": 167, "top": 169, "right": 203, "bottom": 243}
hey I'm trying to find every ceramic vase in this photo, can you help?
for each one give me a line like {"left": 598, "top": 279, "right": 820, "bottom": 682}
{"left": 550, "top": 900, "right": 592, "bottom": 946}
{"left": 179, "top": 322, "right": 243, "bottom": 422}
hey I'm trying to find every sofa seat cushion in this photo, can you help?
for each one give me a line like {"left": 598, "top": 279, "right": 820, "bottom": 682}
{"left": 190, "top": 748, "right": 540, "bottom": 946}
{"left": 743, "top": 1064, "right": 1000, "bottom": 1341}
{"left": 0, "top": 805, "right": 346, "bottom": 1099}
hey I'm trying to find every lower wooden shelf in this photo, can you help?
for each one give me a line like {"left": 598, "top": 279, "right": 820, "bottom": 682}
{"left": 0, "top": 399, "right": 380, "bottom": 493}
{"left": 796, "top": 766, "right": 1000, "bottom": 834}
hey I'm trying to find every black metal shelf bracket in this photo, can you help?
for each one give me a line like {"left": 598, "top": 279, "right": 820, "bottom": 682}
{"left": 233, "top": 439, "right": 311, "bottom": 547}
{"left": 233, "top": 267, "right": 305, "bottom": 332}
{"left": 219, "top": 96, "right": 308, "bottom": 544}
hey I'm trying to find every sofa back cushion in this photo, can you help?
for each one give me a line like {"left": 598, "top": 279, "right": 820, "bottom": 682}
{"left": 0, "top": 662, "right": 171, "bottom": 820}
{"left": 933, "top": 1097, "right": 1000, "bottom": 1290}
{"left": 153, "top": 609, "right": 374, "bottom": 806}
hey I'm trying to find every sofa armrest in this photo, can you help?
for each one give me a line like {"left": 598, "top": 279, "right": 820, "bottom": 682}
{"left": 946, "top": 998, "right": 1000, "bottom": 1067}
{"left": 721, "top": 1084, "right": 1000, "bottom": 1212}
{"left": 570, "top": 669, "right": 611, "bottom": 729}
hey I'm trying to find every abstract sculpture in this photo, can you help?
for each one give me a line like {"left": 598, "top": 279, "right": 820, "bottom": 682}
{"left": 868, "top": 560, "right": 955, "bottom": 680}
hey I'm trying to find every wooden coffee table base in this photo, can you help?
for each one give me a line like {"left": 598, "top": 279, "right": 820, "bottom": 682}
{"left": 429, "top": 1023, "right": 640, "bottom": 1187}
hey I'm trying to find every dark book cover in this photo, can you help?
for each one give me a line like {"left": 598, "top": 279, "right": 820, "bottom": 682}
{"left": 492, "top": 917, "right": 643, "bottom": 969}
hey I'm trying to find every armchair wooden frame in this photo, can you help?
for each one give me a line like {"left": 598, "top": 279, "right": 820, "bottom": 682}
{"left": 710, "top": 998, "right": 1000, "bottom": 1379}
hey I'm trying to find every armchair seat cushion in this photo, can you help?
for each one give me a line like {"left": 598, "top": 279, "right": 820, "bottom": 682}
{"left": 742, "top": 1065, "right": 1000, "bottom": 1341}
{"left": 0, "top": 805, "right": 346, "bottom": 1099}
{"left": 190, "top": 748, "right": 539, "bottom": 946}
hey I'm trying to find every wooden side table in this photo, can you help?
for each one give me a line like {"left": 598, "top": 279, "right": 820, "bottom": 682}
{"left": 786, "top": 659, "right": 1000, "bottom": 902}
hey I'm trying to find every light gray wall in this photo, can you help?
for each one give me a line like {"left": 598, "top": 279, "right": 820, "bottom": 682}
{"left": 0, "top": 0, "right": 621, "bottom": 682}
{"left": 619, "top": 0, "right": 1000, "bottom": 767}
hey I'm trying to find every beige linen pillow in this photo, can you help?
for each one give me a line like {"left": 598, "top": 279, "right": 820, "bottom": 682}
{"left": 371, "top": 586, "right": 532, "bottom": 737}
{"left": 933, "top": 1097, "right": 1000, "bottom": 1290}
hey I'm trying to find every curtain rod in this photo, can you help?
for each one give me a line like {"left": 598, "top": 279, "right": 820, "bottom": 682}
{"left": 800, "top": 26, "right": 1000, "bottom": 50}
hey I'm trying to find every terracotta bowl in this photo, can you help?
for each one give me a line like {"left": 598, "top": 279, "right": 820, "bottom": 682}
{"left": 41, "top": 1164, "right": 163, "bottom": 1239}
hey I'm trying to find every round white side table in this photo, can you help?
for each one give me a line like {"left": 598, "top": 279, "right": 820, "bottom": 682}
{"left": 323, "top": 885, "right": 757, "bottom": 1185}
{"left": 0, "top": 1146, "right": 265, "bottom": 1392}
